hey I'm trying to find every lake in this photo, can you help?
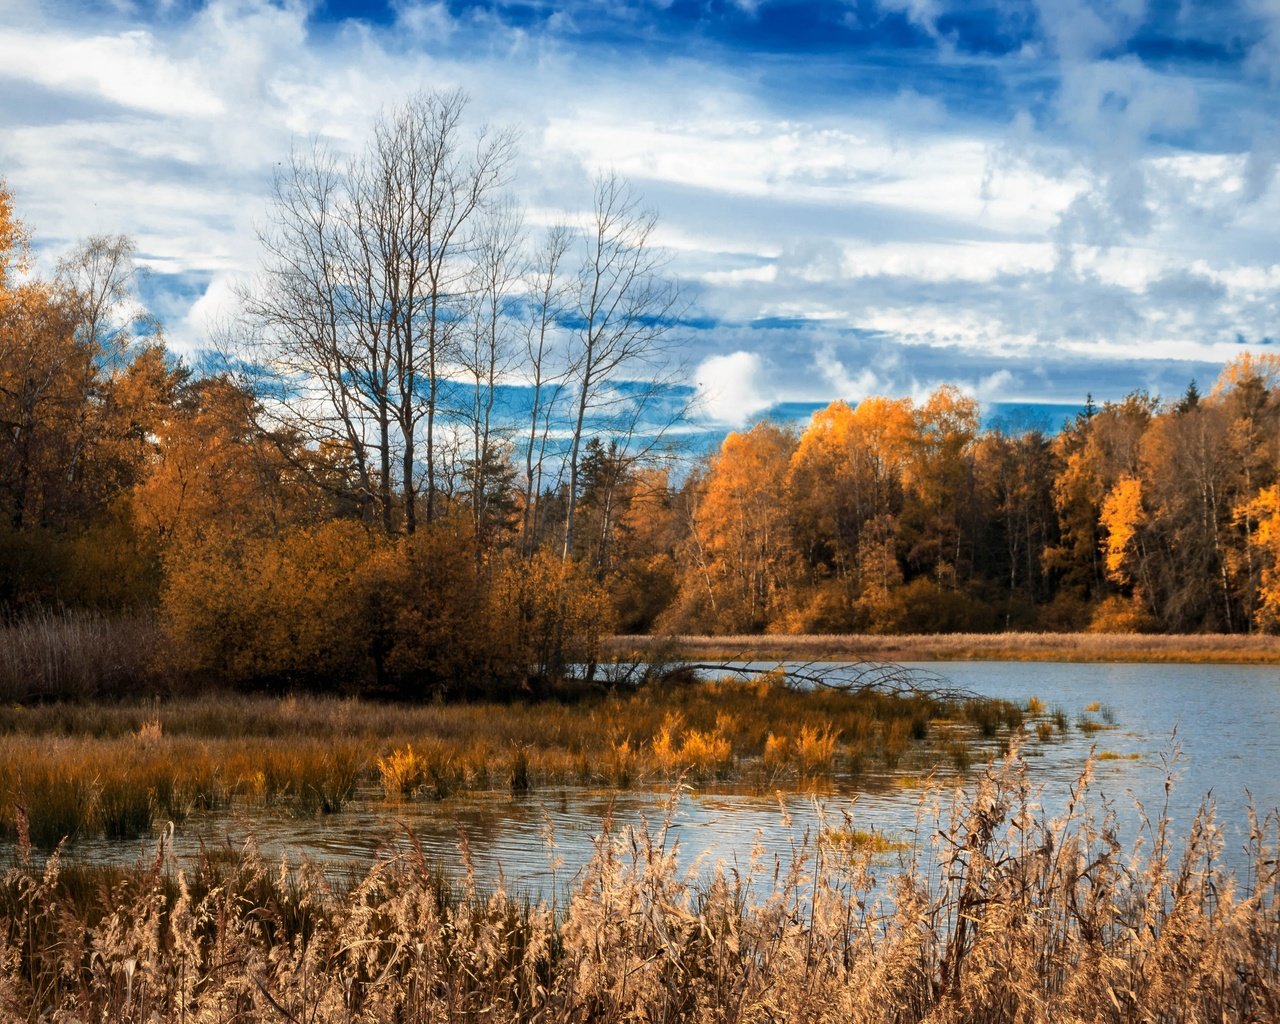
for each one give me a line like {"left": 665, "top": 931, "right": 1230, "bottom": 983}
{"left": 63, "top": 660, "right": 1280, "bottom": 896}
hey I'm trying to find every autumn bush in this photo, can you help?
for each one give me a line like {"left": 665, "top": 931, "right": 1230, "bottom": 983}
{"left": 159, "top": 518, "right": 615, "bottom": 697}
{"left": 162, "top": 520, "right": 377, "bottom": 690}
{"left": 358, "top": 518, "right": 506, "bottom": 698}
{"left": 356, "top": 524, "right": 616, "bottom": 698}
{"left": 490, "top": 549, "right": 616, "bottom": 690}
{"left": 1088, "top": 593, "right": 1159, "bottom": 634}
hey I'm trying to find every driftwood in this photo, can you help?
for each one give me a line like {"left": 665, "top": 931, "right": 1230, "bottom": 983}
{"left": 593, "top": 643, "right": 978, "bottom": 702}
{"left": 675, "top": 658, "right": 978, "bottom": 701}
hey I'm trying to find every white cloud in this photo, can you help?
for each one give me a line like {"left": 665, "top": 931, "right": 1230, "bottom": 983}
{"left": 976, "top": 369, "right": 1015, "bottom": 400}
{"left": 694, "top": 351, "right": 776, "bottom": 426}
{"left": 0, "top": 27, "right": 225, "bottom": 117}
{"left": 176, "top": 272, "right": 245, "bottom": 355}
{"left": 813, "top": 345, "right": 880, "bottom": 401}
{"left": 878, "top": 0, "right": 944, "bottom": 37}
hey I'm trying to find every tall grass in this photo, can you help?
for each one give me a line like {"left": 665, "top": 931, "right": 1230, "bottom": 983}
{"left": 0, "top": 734, "right": 366, "bottom": 846}
{"left": 0, "top": 610, "right": 168, "bottom": 700}
{"left": 0, "top": 747, "right": 1274, "bottom": 1021}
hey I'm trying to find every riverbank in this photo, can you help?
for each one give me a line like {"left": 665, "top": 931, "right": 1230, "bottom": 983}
{"left": 608, "top": 632, "right": 1280, "bottom": 664}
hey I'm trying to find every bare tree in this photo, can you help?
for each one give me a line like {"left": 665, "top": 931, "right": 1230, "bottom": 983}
{"left": 518, "top": 223, "right": 572, "bottom": 556}
{"left": 243, "top": 90, "right": 514, "bottom": 535}
{"left": 561, "top": 173, "right": 682, "bottom": 559}
{"left": 391, "top": 91, "right": 515, "bottom": 531}
{"left": 244, "top": 142, "right": 388, "bottom": 529}
{"left": 57, "top": 234, "right": 158, "bottom": 363}
{"left": 461, "top": 200, "right": 524, "bottom": 542}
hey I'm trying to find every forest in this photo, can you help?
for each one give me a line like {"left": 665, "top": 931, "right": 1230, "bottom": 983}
{"left": 4, "top": 95, "right": 1280, "bottom": 700}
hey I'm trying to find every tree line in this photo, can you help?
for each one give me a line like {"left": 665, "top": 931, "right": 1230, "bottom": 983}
{"left": 3, "top": 94, "right": 1280, "bottom": 697}
{"left": 663, "top": 375, "right": 1280, "bottom": 636}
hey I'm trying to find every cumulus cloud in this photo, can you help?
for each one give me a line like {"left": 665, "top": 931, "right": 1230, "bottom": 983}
{"left": 694, "top": 351, "right": 777, "bottom": 426}
{"left": 813, "top": 344, "right": 880, "bottom": 401}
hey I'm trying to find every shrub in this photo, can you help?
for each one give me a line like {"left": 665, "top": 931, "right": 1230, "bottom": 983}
{"left": 358, "top": 518, "right": 501, "bottom": 698}
{"left": 878, "top": 577, "right": 999, "bottom": 633}
{"left": 1088, "top": 594, "right": 1158, "bottom": 634}
{"left": 162, "top": 520, "right": 377, "bottom": 688}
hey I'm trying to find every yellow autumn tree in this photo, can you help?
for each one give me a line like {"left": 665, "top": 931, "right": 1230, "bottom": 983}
{"left": 1211, "top": 352, "right": 1280, "bottom": 398}
{"left": 609, "top": 467, "right": 682, "bottom": 632}
{"left": 1240, "top": 485, "right": 1280, "bottom": 631}
{"left": 1099, "top": 475, "right": 1145, "bottom": 585}
{"left": 852, "top": 513, "right": 905, "bottom": 632}
{"left": 786, "top": 397, "right": 914, "bottom": 580}
{"left": 132, "top": 374, "right": 334, "bottom": 545}
{"left": 0, "top": 181, "right": 27, "bottom": 293}
{"left": 1089, "top": 474, "right": 1159, "bottom": 632}
{"left": 902, "top": 385, "right": 979, "bottom": 577}
{"left": 1044, "top": 392, "right": 1158, "bottom": 597}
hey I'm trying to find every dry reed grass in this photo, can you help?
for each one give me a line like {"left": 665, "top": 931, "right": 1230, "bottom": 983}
{"left": 0, "top": 746, "right": 1274, "bottom": 1022}
{"left": 612, "top": 631, "right": 1280, "bottom": 664}
{"left": 0, "top": 735, "right": 364, "bottom": 845}
{"left": 0, "top": 611, "right": 167, "bottom": 701}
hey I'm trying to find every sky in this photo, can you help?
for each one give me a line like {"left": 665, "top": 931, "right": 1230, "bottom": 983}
{"left": 2, "top": 0, "right": 1278, "bottom": 431}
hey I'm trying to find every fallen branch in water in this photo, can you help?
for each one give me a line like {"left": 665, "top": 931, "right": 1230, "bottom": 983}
{"left": 668, "top": 658, "right": 979, "bottom": 702}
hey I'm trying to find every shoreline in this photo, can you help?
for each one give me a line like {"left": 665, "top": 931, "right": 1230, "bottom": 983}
{"left": 605, "top": 632, "right": 1280, "bottom": 665}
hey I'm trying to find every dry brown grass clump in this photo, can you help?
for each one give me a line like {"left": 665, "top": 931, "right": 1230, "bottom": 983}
{"left": 1, "top": 747, "right": 1275, "bottom": 1022}
{"left": 0, "top": 611, "right": 167, "bottom": 701}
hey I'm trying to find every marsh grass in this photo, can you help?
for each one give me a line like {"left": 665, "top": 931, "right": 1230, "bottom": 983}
{"left": 0, "top": 685, "right": 1020, "bottom": 845}
{"left": 0, "top": 735, "right": 365, "bottom": 847}
{"left": 819, "top": 825, "right": 909, "bottom": 856}
{"left": 1, "top": 747, "right": 1275, "bottom": 1022}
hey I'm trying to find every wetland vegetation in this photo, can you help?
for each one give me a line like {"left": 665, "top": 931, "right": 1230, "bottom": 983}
{"left": 4, "top": 91, "right": 1280, "bottom": 1020}
{"left": 1, "top": 746, "right": 1275, "bottom": 1023}
{"left": 0, "top": 679, "right": 1025, "bottom": 850}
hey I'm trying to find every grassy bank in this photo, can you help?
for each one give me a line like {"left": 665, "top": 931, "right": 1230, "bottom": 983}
{"left": 1, "top": 747, "right": 1275, "bottom": 1022}
{"left": 610, "top": 631, "right": 1280, "bottom": 664}
{"left": 0, "top": 684, "right": 1024, "bottom": 848}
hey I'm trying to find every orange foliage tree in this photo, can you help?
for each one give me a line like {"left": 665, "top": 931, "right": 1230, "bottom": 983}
{"left": 677, "top": 421, "right": 798, "bottom": 632}
{"left": 1241, "top": 485, "right": 1280, "bottom": 631}
{"left": 902, "top": 384, "right": 980, "bottom": 579}
{"left": 786, "top": 398, "right": 913, "bottom": 582}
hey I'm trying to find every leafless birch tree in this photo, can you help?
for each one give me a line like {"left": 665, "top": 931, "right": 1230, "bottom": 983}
{"left": 561, "top": 173, "right": 682, "bottom": 559}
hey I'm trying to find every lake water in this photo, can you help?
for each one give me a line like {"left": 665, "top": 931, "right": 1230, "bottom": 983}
{"left": 65, "top": 660, "right": 1280, "bottom": 896}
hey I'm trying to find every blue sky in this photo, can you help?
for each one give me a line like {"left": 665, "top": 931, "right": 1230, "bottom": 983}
{"left": 2, "top": 0, "right": 1278, "bottom": 429}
